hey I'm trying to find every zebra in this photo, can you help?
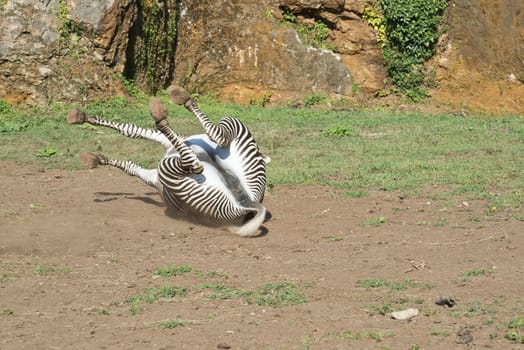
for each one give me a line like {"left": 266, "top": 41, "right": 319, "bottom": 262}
{"left": 67, "top": 85, "right": 270, "bottom": 236}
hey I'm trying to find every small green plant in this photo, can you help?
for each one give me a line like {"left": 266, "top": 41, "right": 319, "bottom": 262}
{"left": 0, "top": 274, "right": 8, "bottom": 283}
{"left": 323, "top": 125, "right": 352, "bottom": 138}
{"left": 506, "top": 317, "right": 524, "bottom": 329}
{"left": 252, "top": 92, "right": 272, "bottom": 107}
{"left": 56, "top": 0, "right": 81, "bottom": 46}
{"left": 34, "top": 147, "right": 58, "bottom": 158}
{"left": 0, "top": 99, "right": 12, "bottom": 115}
{"left": 358, "top": 278, "right": 387, "bottom": 290}
{"left": 434, "top": 217, "right": 447, "bottom": 227}
{"left": 455, "top": 267, "right": 495, "bottom": 284}
{"left": 369, "top": 301, "right": 394, "bottom": 315}
{"left": 247, "top": 282, "right": 308, "bottom": 307}
{"left": 358, "top": 217, "right": 387, "bottom": 227}
{"left": 194, "top": 270, "right": 229, "bottom": 279}
{"left": 463, "top": 302, "right": 495, "bottom": 318}
{"left": 153, "top": 264, "right": 193, "bottom": 277}
{"left": 199, "top": 283, "right": 251, "bottom": 300}
{"left": 325, "top": 234, "right": 344, "bottom": 242}
{"left": 0, "top": 119, "right": 29, "bottom": 133}
{"left": 95, "top": 308, "right": 111, "bottom": 315}
{"left": 1, "top": 309, "right": 14, "bottom": 316}
{"left": 430, "top": 328, "right": 450, "bottom": 337}
{"left": 34, "top": 263, "right": 70, "bottom": 275}
{"left": 363, "top": 4, "right": 386, "bottom": 46}
{"left": 336, "top": 330, "right": 395, "bottom": 342}
{"left": 157, "top": 319, "right": 190, "bottom": 329}
{"left": 358, "top": 278, "right": 433, "bottom": 291}
{"left": 282, "top": 12, "right": 335, "bottom": 51}
{"left": 125, "top": 285, "right": 187, "bottom": 305}
{"left": 303, "top": 93, "right": 328, "bottom": 106}
{"left": 506, "top": 330, "right": 524, "bottom": 344}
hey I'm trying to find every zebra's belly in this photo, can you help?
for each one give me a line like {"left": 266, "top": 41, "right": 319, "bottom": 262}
{"left": 184, "top": 134, "right": 252, "bottom": 202}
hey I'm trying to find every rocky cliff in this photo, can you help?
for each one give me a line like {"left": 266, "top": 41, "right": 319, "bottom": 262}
{"left": 0, "top": 0, "right": 523, "bottom": 113}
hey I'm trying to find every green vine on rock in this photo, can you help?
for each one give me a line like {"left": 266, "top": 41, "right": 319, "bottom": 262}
{"left": 56, "top": 0, "right": 81, "bottom": 48}
{"left": 135, "top": 0, "right": 177, "bottom": 94}
{"left": 281, "top": 11, "right": 335, "bottom": 51}
{"left": 365, "top": 0, "right": 448, "bottom": 101}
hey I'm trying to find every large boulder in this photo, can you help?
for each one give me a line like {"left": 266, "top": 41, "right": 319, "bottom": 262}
{"left": 0, "top": 0, "right": 130, "bottom": 104}
{"left": 172, "top": 0, "right": 354, "bottom": 103}
{"left": 431, "top": 0, "right": 524, "bottom": 114}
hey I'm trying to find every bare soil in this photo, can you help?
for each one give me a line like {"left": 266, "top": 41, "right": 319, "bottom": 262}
{"left": 1, "top": 161, "right": 523, "bottom": 350}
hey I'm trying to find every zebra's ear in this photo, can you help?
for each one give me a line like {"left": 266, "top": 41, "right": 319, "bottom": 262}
{"left": 167, "top": 85, "right": 191, "bottom": 105}
{"left": 67, "top": 109, "right": 87, "bottom": 124}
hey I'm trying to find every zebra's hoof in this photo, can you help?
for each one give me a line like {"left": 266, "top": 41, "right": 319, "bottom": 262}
{"left": 67, "top": 109, "right": 87, "bottom": 124}
{"left": 149, "top": 98, "right": 168, "bottom": 123}
{"left": 167, "top": 85, "right": 191, "bottom": 105}
{"left": 79, "top": 153, "right": 101, "bottom": 169}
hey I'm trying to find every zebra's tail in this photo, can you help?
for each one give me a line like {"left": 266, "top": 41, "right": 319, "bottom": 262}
{"left": 227, "top": 203, "right": 267, "bottom": 237}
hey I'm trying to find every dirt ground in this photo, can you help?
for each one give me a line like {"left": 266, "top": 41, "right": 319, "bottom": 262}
{"left": 1, "top": 161, "right": 523, "bottom": 350}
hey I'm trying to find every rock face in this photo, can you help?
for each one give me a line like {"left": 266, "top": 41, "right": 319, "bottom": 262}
{"left": 0, "top": 0, "right": 522, "bottom": 113}
{"left": 173, "top": 0, "right": 355, "bottom": 103}
{"left": 430, "top": 0, "right": 524, "bottom": 114}
{"left": 0, "top": 0, "right": 129, "bottom": 104}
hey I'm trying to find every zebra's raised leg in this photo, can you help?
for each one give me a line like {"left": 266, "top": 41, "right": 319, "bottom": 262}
{"left": 167, "top": 85, "right": 234, "bottom": 148}
{"left": 149, "top": 98, "right": 203, "bottom": 175}
{"left": 166, "top": 85, "right": 269, "bottom": 203}
{"left": 80, "top": 153, "right": 161, "bottom": 190}
{"left": 67, "top": 109, "right": 173, "bottom": 149}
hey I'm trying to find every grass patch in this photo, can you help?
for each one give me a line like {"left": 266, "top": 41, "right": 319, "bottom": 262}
{"left": 455, "top": 267, "right": 495, "bottom": 284}
{"left": 358, "top": 278, "right": 433, "bottom": 291}
{"left": 199, "top": 283, "right": 252, "bottom": 300}
{"left": 125, "top": 285, "right": 187, "bottom": 306}
{"left": 33, "top": 263, "right": 71, "bottom": 275}
{"left": 358, "top": 217, "right": 387, "bottom": 227}
{"left": 336, "top": 329, "right": 395, "bottom": 342}
{"left": 247, "top": 282, "right": 308, "bottom": 307}
{"left": 157, "top": 319, "right": 190, "bottom": 329}
{"left": 430, "top": 328, "right": 450, "bottom": 337}
{"left": 153, "top": 264, "right": 193, "bottom": 277}
{"left": 1, "top": 309, "right": 14, "bottom": 316}
{"left": 199, "top": 281, "right": 308, "bottom": 307}
{"left": 504, "top": 316, "right": 524, "bottom": 343}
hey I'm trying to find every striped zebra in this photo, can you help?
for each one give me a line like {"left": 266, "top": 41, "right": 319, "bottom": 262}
{"left": 67, "top": 85, "right": 270, "bottom": 236}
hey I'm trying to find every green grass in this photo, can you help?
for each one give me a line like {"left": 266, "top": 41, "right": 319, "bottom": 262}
{"left": 1, "top": 309, "right": 14, "bottom": 316}
{"left": 1, "top": 96, "right": 522, "bottom": 211}
{"left": 336, "top": 329, "right": 395, "bottom": 342}
{"left": 153, "top": 264, "right": 193, "bottom": 277}
{"left": 504, "top": 316, "right": 524, "bottom": 344}
{"left": 358, "top": 217, "right": 387, "bottom": 227}
{"left": 198, "top": 283, "right": 252, "bottom": 300}
{"left": 33, "top": 263, "right": 71, "bottom": 275}
{"left": 247, "top": 282, "right": 308, "bottom": 307}
{"left": 125, "top": 285, "right": 187, "bottom": 305}
{"left": 358, "top": 278, "right": 434, "bottom": 291}
{"left": 198, "top": 281, "right": 308, "bottom": 307}
{"left": 157, "top": 319, "right": 190, "bottom": 329}
{"left": 455, "top": 267, "right": 495, "bottom": 284}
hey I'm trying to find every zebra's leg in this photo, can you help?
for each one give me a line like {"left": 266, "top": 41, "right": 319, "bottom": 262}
{"left": 167, "top": 85, "right": 234, "bottom": 148}
{"left": 149, "top": 98, "right": 203, "bottom": 174}
{"left": 81, "top": 153, "right": 161, "bottom": 190}
{"left": 67, "top": 109, "right": 173, "bottom": 149}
